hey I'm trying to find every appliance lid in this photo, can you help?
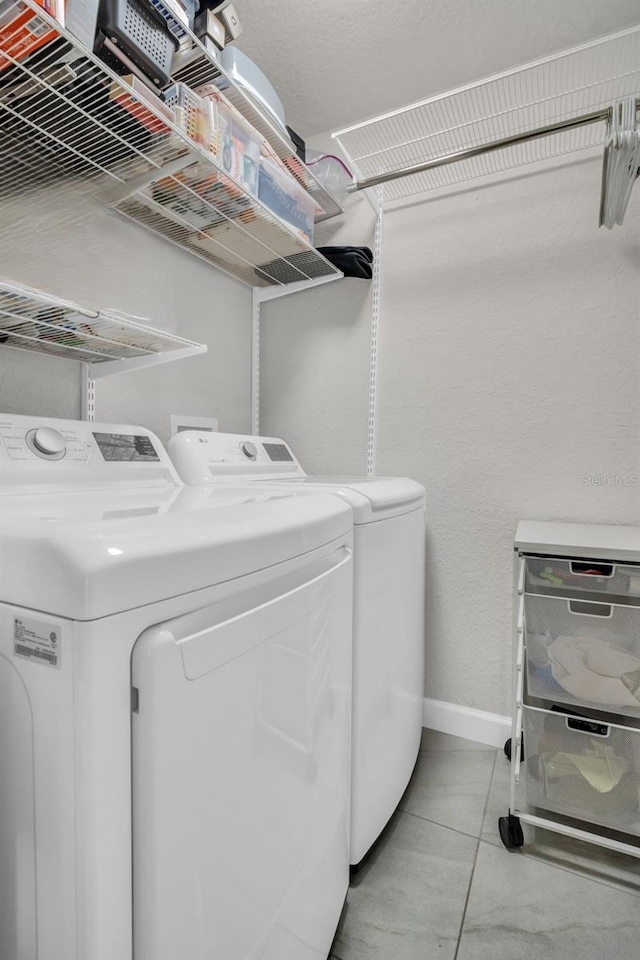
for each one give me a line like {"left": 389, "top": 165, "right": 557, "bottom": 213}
{"left": 0, "top": 416, "right": 352, "bottom": 620}
{"left": 256, "top": 476, "right": 426, "bottom": 523}
{"left": 0, "top": 484, "right": 352, "bottom": 620}
{"left": 168, "top": 431, "right": 426, "bottom": 520}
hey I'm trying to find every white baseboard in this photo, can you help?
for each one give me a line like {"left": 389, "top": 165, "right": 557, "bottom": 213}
{"left": 422, "top": 697, "right": 511, "bottom": 749}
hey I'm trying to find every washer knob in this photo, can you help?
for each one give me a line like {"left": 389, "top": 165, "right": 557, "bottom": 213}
{"left": 31, "top": 427, "right": 67, "bottom": 458}
{"left": 240, "top": 441, "right": 257, "bottom": 460}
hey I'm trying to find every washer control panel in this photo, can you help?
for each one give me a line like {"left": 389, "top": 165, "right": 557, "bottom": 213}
{"left": 2, "top": 418, "right": 90, "bottom": 464}
{"left": 169, "top": 431, "right": 304, "bottom": 485}
{"left": 0, "top": 414, "right": 178, "bottom": 486}
{"left": 25, "top": 426, "right": 68, "bottom": 460}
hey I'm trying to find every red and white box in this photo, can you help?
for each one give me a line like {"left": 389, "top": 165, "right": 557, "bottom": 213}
{"left": 0, "top": 0, "right": 64, "bottom": 73}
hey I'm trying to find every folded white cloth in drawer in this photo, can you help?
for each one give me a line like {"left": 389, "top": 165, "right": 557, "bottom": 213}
{"left": 549, "top": 635, "right": 640, "bottom": 708}
{"left": 543, "top": 740, "right": 629, "bottom": 793}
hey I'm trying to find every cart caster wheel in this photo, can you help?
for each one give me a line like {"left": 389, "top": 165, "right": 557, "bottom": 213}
{"left": 504, "top": 737, "right": 524, "bottom": 761}
{"left": 498, "top": 814, "right": 524, "bottom": 849}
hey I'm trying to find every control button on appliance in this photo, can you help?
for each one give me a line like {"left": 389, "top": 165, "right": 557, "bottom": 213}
{"left": 67, "top": 443, "right": 88, "bottom": 461}
{"left": 26, "top": 427, "right": 67, "bottom": 460}
{"left": 240, "top": 441, "right": 257, "bottom": 460}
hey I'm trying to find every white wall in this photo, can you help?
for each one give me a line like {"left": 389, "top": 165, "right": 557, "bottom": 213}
{"left": 0, "top": 191, "right": 252, "bottom": 442}
{"left": 260, "top": 153, "right": 640, "bottom": 717}
{"left": 260, "top": 191, "right": 376, "bottom": 474}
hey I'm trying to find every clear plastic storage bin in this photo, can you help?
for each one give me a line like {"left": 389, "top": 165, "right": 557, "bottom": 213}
{"left": 147, "top": 162, "right": 257, "bottom": 233}
{"left": 303, "top": 151, "right": 353, "bottom": 201}
{"left": 524, "top": 705, "right": 640, "bottom": 837}
{"left": 258, "top": 157, "right": 320, "bottom": 244}
{"left": 163, "top": 82, "right": 218, "bottom": 154}
{"left": 525, "top": 557, "right": 640, "bottom": 600}
{"left": 197, "top": 86, "right": 262, "bottom": 196}
{"left": 524, "top": 593, "right": 640, "bottom": 716}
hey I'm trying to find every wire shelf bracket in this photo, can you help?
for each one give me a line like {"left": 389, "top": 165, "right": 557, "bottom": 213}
{"left": 256, "top": 272, "right": 343, "bottom": 303}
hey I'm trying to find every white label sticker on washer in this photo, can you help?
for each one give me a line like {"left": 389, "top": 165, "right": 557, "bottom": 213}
{"left": 13, "top": 616, "right": 61, "bottom": 669}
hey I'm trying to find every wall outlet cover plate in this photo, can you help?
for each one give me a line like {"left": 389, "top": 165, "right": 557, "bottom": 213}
{"left": 170, "top": 414, "right": 219, "bottom": 436}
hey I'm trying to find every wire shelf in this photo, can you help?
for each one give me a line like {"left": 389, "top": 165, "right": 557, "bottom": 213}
{"left": 0, "top": 278, "right": 206, "bottom": 376}
{"left": 0, "top": 0, "right": 340, "bottom": 289}
{"left": 334, "top": 26, "right": 640, "bottom": 204}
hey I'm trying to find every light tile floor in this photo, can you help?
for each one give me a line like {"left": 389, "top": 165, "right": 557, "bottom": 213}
{"left": 331, "top": 730, "right": 640, "bottom": 960}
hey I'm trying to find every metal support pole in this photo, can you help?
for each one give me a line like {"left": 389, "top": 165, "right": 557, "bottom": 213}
{"left": 351, "top": 109, "right": 611, "bottom": 193}
{"left": 367, "top": 202, "right": 384, "bottom": 477}
{"left": 82, "top": 364, "right": 96, "bottom": 421}
{"left": 251, "top": 289, "right": 260, "bottom": 435}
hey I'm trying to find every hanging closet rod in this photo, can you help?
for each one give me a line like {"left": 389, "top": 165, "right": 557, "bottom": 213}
{"left": 350, "top": 107, "right": 623, "bottom": 192}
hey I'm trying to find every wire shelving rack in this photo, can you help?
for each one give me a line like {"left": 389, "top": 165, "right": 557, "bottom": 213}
{"left": 168, "top": 35, "right": 343, "bottom": 222}
{"left": 0, "top": 0, "right": 341, "bottom": 289}
{"left": 0, "top": 279, "right": 206, "bottom": 380}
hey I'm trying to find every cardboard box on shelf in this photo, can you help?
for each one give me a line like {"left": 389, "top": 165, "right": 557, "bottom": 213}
{"left": 65, "top": 0, "right": 100, "bottom": 50}
{"left": 0, "top": 0, "right": 64, "bottom": 73}
{"left": 219, "top": 2, "right": 242, "bottom": 41}
{"left": 194, "top": 9, "right": 225, "bottom": 50}
{"left": 110, "top": 75, "right": 175, "bottom": 135}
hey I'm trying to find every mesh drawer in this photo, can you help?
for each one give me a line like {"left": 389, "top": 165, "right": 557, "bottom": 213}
{"left": 524, "top": 594, "right": 640, "bottom": 716}
{"left": 525, "top": 557, "right": 640, "bottom": 602}
{"left": 524, "top": 706, "right": 640, "bottom": 837}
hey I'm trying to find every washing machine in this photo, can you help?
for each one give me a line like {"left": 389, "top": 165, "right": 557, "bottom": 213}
{"left": 0, "top": 414, "right": 354, "bottom": 960}
{"left": 169, "top": 431, "right": 426, "bottom": 866}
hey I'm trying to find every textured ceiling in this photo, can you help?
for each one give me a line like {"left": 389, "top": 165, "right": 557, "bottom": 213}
{"left": 232, "top": 0, "right": 640, "bottom": 137}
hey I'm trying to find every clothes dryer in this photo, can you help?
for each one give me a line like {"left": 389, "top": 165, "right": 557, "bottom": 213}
{"left": 0, "top": 415, "right": 353, "bottom": 960}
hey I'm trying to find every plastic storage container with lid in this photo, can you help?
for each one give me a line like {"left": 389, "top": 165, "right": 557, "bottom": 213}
{"left": 220, "top": 46, "right": 287, "bottom": 134}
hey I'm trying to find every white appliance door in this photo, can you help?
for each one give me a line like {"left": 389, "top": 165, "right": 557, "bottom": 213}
{"left": 131, "top": 543, "right": 352, "bottom": 960}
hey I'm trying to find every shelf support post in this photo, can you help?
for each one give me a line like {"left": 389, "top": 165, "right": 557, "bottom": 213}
{"left": 82, "top": 363, "right": 96, "bottom": 422}
{"left": 367, "top": 200, "right": 384, "bottom": 478}
{"left": 251, "top": 289, "right": 260, "bottom": 435}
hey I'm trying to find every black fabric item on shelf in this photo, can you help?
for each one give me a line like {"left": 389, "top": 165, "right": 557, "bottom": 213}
{"left": 254, "top": 246, "right": 373, "bottom": 286}
{"left": 316, "top": 246, "right": 373, "bottom": 279}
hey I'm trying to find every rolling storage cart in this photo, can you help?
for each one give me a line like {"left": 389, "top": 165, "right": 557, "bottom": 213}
{"left": 500, "top": 520, "right": 640, "bottom": 859}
